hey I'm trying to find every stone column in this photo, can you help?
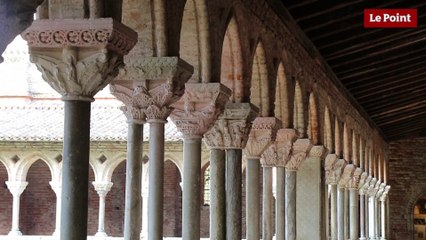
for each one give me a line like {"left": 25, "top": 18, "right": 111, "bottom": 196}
{"left": 380, "top": 186, "right": 390, "bottom": 240}
{"left": 141, "top": 183, "right": 149, "bottom": 239}
{"left": 204, "top": 102, "right": 257, "bottom": 240}
{"left": 6, "top": 181, "right": 28, "bottom": 236}
{"left": 285, "top": 139, "right": 313, "bottom": 240}
{"left": 296, "top": 145, "right": 328, "bottom": 240}
{"left": 171, "top": 83, "right": 231, "bottom": 240}
{"left": 209, "top": 149, "right": 226, "bottom": 240}
{"left": 262, "top": 166, "right": 273, "bottom": 240}
{"left": 358, "top": 173, "right": 370, "bottom": 240}
{"left": 244, "top": 118, "right": 281, "bottom": 240}
{"left": 347, "top": 168, "right": 362, "bottom": 240}
{"left": 23, "top": 19, "right": 137, "bottom": 240}
{"left": 325, "top": 155, "right": 347, "bottom": 240}
{"left": 93, "top": 181, "right": 113, "bottom": 237}
{"left": 262, "top": 129, "right": 303, "bottom": 240}
{"left": 367, "top": 178, "right": 378, "bottom": 240}
{"left": 375, "top": 183, "right": 386, "bottom": 240}
{"left": 49, "top": 181, "right": 62, "bottom": 237}
{"left": 337, "top": 164, "right": 355, "bottom": 240}
{"left": 0, "top": 0, "right": 43, "bottom": 62}
{"left": 113, "top": 57, "right": 193, "bottom": 240}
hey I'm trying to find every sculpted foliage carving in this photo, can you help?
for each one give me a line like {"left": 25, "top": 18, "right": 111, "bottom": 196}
{"left": 244, "top": 117, "right": 281, "bottom": 159}
{"left": 31, "top": 48, "right": 123, "bottom": 101}
{"left": 285, "top": 138, "right": 313, "bottom": 171}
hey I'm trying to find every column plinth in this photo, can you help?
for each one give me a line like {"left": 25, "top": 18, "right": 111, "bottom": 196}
{"left": 171, "top": 83, "right": 231, "bottom": 240}
{"left": 23, "top": 18, "right": 137, "bottom": 240}
{"left": 244, "top": 117, "right": 281, "bottom": 240}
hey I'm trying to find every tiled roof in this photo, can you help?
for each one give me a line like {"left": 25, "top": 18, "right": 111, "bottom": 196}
{"left": 0, "top": 36, "right": 182, "bottom": 142}
{"left": 0, "top": 99, "right": 182, "bottom": 141}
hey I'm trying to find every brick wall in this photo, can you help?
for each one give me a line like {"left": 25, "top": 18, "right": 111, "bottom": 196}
{"left": 21, "top": 160, "right": 55, "bottom": 235}
{"left": 389, "top": 138, "right": 426, "bottom": 240}
{"left": 105, "top": 161, "right": 125, "bottom": 236}
{"left": 163, "top": 160, "right": 182, "bottom": 237}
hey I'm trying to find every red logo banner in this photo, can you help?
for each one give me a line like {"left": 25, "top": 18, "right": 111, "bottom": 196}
{"left": 364, "top": 9, "right": 417, "bottom": 28}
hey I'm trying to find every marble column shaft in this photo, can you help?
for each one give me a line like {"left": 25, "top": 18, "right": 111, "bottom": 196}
{"left": 337, "top": 187, "right": 345, "bottom": 240}
{"left": 276, "top": 167, "right": 285, "bottom": 240}
{"left": 246, "top": 158, "right": 260, "bottom": 240}
{"left": 61, "top": 101, "right": 91, "bottom": 240}
{"left": 124, "top": 122, "right": 143, "bottom": 240}
{"left": 285, "top": 170, "right": 296, "bottom": 240}
{"left": 148, "top": 121, "right": 165, "bottom": 240}
{"left": 182, "top": 138, "right": 202, "bottom": 240}
{"left": 330, "top": 184, "right": 337, "bottom": 240}
{"left": 368, "top": 196, "right": 376, "bottom": 240}
{"left": 359, "top": 194, "right": 366, "bottom": 240}
{"left": 210, "top": 149, "right": 226, "bottom": 240}
{"left": 380, "top": 199, "right": 386, "bottom": 240}
{"left": 226, "top": 149, "right": 243, "bottom": 240}
{"left": 349, "top": 188, "right": 359, "bottom": 240}
{"left": 6, "top": 181, "right": 28, "bottom": 236}
{"left": 262, "top": 166, "right": 274, "bottom": 240}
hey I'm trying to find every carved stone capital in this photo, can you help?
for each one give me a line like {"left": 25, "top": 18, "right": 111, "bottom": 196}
{"left": 204, "top": 103, "right": 258, "bottom": 149}
{"left": 359, "top": 175, "right": 372, "bottom": 195}
{"left": 285, "top": 138, "right": 313, "bottom": 171}
{"left": 170, "top": 83, "right": 231, "bottom": 139}
{"left": 376, "top": 182, "right": 386, "bottom": 200}
{"left": 338, "top": 164, "right": 355, "bottom": 188}
{"left": 275, "top": 128, "right": 299, "bottom": 167}
{"left": 109, "top": 84, "right": 146, "bottom": 123}
{"left": 115, "top": 57, "right": 194, "bottom": 121}
{"left": 0, "top": 0, "right": 43, "bottom": 62}
{"left": 366, "top": 178, "right": 378, "bottom": 197}
{"left": 309, "top": 145, "right": 329, "bottom": 159}
{"left": 347, "top": 168, "right": 363, "bottom": 189}
{"left": 358, "top": 172, "right": 368, "bottom": 192}
{"left": 244, "top": 117, "right": 281, "bottom": 159}
{"left": 23, "top": 18, "right": 137, "bottom": 101}
{"left": 380, "top": 185, "right": 391, "bottom": 202}
{"left": 325, "top": 154, "right": 347, "bottom": 185}
{"left": 92, "top": 181, "right": 113, "bottom": 198}
{"left": 6, "top": 181, "right": 28, "bottom": 196}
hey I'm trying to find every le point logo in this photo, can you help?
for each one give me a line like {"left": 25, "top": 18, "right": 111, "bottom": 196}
{"left": 364, "top": 9, "right": 418, "bottom": 28}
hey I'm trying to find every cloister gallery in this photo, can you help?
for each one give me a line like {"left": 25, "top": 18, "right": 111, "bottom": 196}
{"left": 0, "top": 0, "right": 425, "bottom": 240}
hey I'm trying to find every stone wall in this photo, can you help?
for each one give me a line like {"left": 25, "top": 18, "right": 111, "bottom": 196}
{"left": 389, "top": 138, "right": 426, "bottom": 240}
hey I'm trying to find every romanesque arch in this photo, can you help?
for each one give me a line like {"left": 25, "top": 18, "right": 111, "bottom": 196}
{"left": 293, "top": 80, "right": 305, "bottom": 137}
{"left": 275, "top": 62, "right": 290, "bottom": 127}
{"left": 324, "top": 106, "right": 334, "bottom": 153}
{"left": 179, "top": 0, "right": 210, "bottom": 83}
{"left": 308, "top": 93, "right": 320, "bottom": 144}
{"left": 250, "top": 41, "right": 269, "bottom": 117}
{"left": 221, "top": 16, "right": 244, "bottom": 103}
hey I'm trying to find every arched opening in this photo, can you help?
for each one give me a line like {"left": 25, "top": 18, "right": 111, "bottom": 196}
{"left": 293, "top": 81, "right": 305, "bottom": 137}
{"left": 221, "top": 17, "right": 243, "bottom": 103}
{"left": 20, "top": 159, "right": 55, "bottom": 235}
{"left": 323, "top": 106, "right": 334, "bottom": 153}
{"left": 308, "top": 93, "right": 319, "bottom": 144}
{"left": 0, "top": 161, "right": 11, "bottom": 235}
{"left": 343, "top": 123, "right": 351, "bottom": 163}
{"left": 275, "top": 62, "right": 290, "bottom": 127}
{"left": 180, "top": 0, "right": 209, "bottom": 83}
{"left": 87, "top": 166, "right": 98, "bottom": 235}
{"left": 105, "top": 160, "right": 126, "bottom": 237}
{"left": 250, "top": 41, "right": 269, "bottom": 117}
{"left": 414, "top": 195, "right": 426, "bottom": 240}
{"left": 202, "top": 163, "right": 210, "bottom": 206}
{"left": 335, "top": 118, "right": 343, "bottom": 159}
{"left": 163, "top": 160, "right": 183, "bottom": 237}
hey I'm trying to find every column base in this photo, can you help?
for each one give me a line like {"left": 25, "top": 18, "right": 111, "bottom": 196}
{"left": 359, "top": 237, "right": 367, "bottom": 240}
{"left": 95, "top": 231, "right": 108, "bottom": 237}
{"left": 8, "top": 230, "right": 22, "bottom": 236}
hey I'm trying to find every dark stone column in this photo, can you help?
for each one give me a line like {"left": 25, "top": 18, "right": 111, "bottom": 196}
{"left": 210, "top": 149, "right": 226, "bottom": 240}
{"left": 226, "top": 149, "right": 242, "bottom": 240}
{"left": 61, "top": 100, "right": 91, "bottom": 240}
